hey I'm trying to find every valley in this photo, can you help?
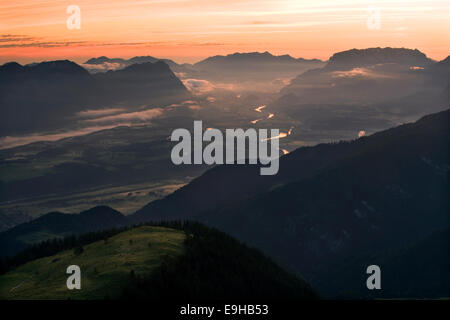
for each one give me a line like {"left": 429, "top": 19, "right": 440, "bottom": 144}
{"left": 0, "top": 180, "right": 188, "bottom": 218}
{"left": 0, "top": 47, "right": 448, "bottom": 300}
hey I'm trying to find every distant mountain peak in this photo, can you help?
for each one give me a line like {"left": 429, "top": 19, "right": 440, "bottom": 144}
{"left": 29, "top": 60, "right": 90, "bottom": 75}
{"left": 436, "top": 55, "right": 450, "bottom": 68}
{"left": 0, "top": 205, "right": 129, "bottom": 258}
{"left": 194, "top": 51, "right": 322, "bottom": 68}
{"left": 79, "top": 205, "right": 122, "bottom": 217}
{"left": 0, "top": 61, "right": 22, "bottom": 68}
{"left": 84, "top": 56, "right": 124, "bottom": 64}
{"left": 112, "top": 60, "right": 172, "bottom": 74}
{"left": 325, "top": 47, "right": 432, "bottom": 70}
{"left": 0, "top": 62, "right": 24, "bottom": 73}
{"left": 83, "top": 55, "right": 179, "bottom": 70}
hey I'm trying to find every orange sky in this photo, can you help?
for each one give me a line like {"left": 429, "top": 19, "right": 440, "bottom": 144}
{"left": 0, "top": 0, "right": 449, "bottom": 64}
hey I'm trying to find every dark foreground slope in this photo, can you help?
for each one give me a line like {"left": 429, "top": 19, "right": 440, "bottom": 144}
{"left": 1, "top": 110, "right": 448, "bottom": 298}
{"left": 0, "top": 223, "right": 317, "bottom": 300}
{"left": 314, "top": 228, "right": 450, "bottom": 298}
{"left": 132, "top": 110, "right": 450, "bottom": 298}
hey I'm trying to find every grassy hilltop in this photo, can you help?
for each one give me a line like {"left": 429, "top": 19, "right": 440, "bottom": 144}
{"left": 0, "top": 223, "right": 317, "bottom": 300}
{"left": 0, "top": 226, "right": 185, "bottom": 299}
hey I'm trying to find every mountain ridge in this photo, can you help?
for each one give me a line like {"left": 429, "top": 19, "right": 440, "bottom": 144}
{"left": 0, "top": 206, "right": 128, "bottom": 258}
{"left": 130, "top": 109, "right": 450, "bottom": 298}
{"left": 0, "top": 60, "right": 189, "bottom": 136}
{"left": 194, "top": 51, "right": 323, "bottom": 66}
{"left": 84, "top": 55, "right": 182, "bottom": 71}
{"left": 0, "top": 109, "right": 448, "bottom": 298}
{"left": 324, "top": 47, "right": 433, "bottom": 70}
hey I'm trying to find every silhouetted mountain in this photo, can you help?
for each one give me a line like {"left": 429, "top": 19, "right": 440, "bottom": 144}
{"left": 444, "top": 85, "right": 450, "bottom": 101}
{"left": 425, "top": 55, "right": 450, "bottom": 85}
{"left": 0, "top": 60, "right": 189, "bottom": 136}
{"left": 276, "top": 47, "right": 447, "bottom": 113}
{"left": 132, "top": 109, "right": 450, "bottom": 298}
{"left": 436, "top": 55, "right": 450, "bottom": 68}
{"left": 93, "top": 61, "right": 187, "bottom": 103}
{"left": 84, "top": 55, "right": 184, "bottom": 73}
{"left": 195, "top": 51, "right": 322, "bottom": 67}
{"left": 84, "top": 52, "right": 324, "bottom": 83}
{"left": 0, "top": 206, "right": 128, "bottom": 257}
{"left": 192, "top": 51, "right": 324, "bottom": 81}
{"left": 120, "top": 223, "right": 318, "bottom": 301}
{"left": 84, "top": 56, "right": 127, "bottom": 65}
{"left": 0, "top": 60, "right": 93, "bottom": 87}
{"left": 0, "top": 60, "right": 95, "bottom": 135}
{"left": 1, "top": 110, "right": 448, "bottom": 297}
{"left": 324, "top": 47, "right": 432, "bottom": 70}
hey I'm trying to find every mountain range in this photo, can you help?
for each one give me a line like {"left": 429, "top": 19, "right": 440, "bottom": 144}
{"left": 1, "top": 47, "right": 449, "bottom": 298}
{"left": 83, "top": 51, "right": 325, "bottom": 82}
{"left": 191, "top": 51, "right": 324, "bottom": 80}
{"left": 274, "top": 48, "right": 449, "bottom": 122}
{"left": 84, "top": 55, "right": 185, "bottom": 73}
{"left": 0, "top": 60, "right": 189, "bottom": 136}
{"left": 131, "top": 108, "right": 450, "bottom": 298}
{"left": 3, "top": 47, "right": 447, "bottom": 138}
{"left": 324, "top": 47, "right": 433, "bottom": 70}
{"left": 0, "top": 109, "right": 448, "bottom": 298}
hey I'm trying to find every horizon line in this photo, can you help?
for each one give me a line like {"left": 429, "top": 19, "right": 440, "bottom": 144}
{"left": 1, "top": 46, "right": 447, "bottom": 66}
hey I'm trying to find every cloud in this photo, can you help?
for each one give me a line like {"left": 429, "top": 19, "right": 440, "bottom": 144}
{"left": 244, "top": 21, "right": 274, "bottom": 25}
{"left": 0, "top": 33, "right": 220, "bottom": 51}
{"left": 174, "top": 72, "right": 187, "bottom": 78}
{"left": 332, "top": 67, "right": 370, "bottom": 78}
{"left": 182, "top": 100, "right": 197, "bottom": 104}
{"left": 84, "top": 108, "right": 163, "bottom": 124}
{"left": 76, "top": 108, "right": 127, "bottom": 118}
{"left": 0, "top": 34, "right": 36, "bottom": 42}
{"left": 331, "top": 67, "right": 394, "bottom": 79}
{"left": 0, "top": 107, "right": 166, "bottom": 149}
{"left": 166, "top": 100, "right": 198, "bottom": 109}
{"left": 182, "top": 78, "right": 239, "bottom": 94}
{"left": 0, "top": 124, "right": 132, "bottom": 150}
{"left": 182, "top": 79, "right": 216, "bottom": 94}
{"left": 0, "top": 35, "right": 87, "bottom": 48}
{"left": 0, "top": 34, "right": 170, "bottom": 49}
{"left": 81, "top": 62, "right": 124, "bottom": 72}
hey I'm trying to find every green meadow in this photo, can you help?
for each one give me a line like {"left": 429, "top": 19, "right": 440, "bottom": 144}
{"left": 0, "top": 226, "right": 185, "bottom": 299}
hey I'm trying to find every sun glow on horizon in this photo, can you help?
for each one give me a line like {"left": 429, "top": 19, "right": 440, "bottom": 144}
{"left": 0, "top": 0, "right": 449, "bottom": 64}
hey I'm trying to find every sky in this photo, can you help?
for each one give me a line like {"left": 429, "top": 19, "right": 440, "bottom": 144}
{"left": 0, "top": 0, "right": 449, "bottom": 64}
